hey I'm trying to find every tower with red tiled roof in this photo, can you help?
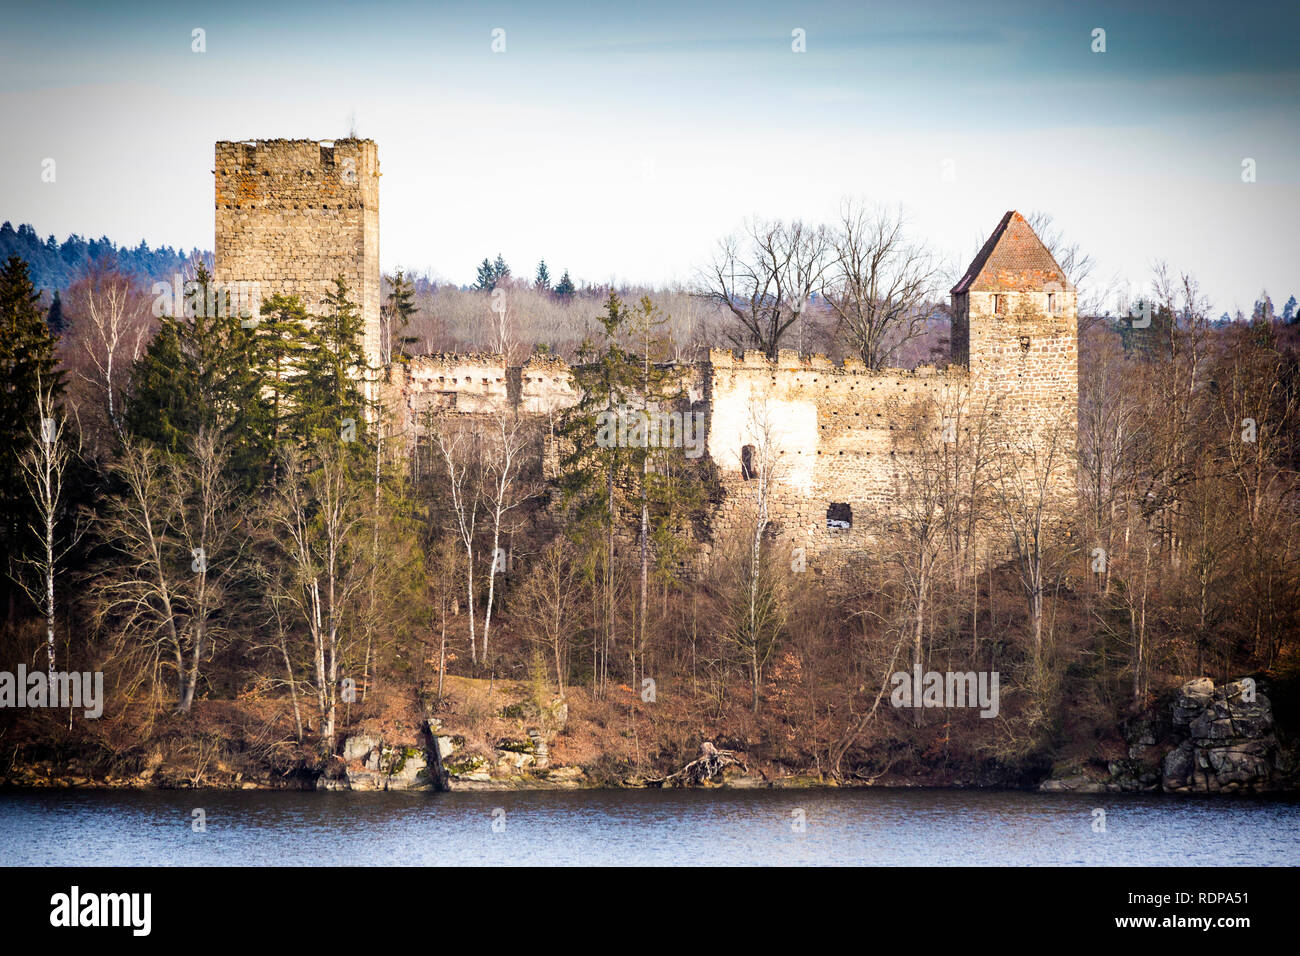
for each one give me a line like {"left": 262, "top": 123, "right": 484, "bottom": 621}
{"left": 950, "top": 210, "right": 1078, "bottom": 488}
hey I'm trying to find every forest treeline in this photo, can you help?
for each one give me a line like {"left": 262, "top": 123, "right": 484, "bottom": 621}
{"left": 0, "top": 222, "right": 205, "bottom": 296}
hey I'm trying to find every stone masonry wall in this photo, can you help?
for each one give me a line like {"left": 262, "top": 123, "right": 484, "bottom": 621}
{"left": 964, "top": 287, "right": 1079, "bottom": 502}
{"left": 382, "top": 353, "right": 580, "bottom": 435}
{"left": 214, "top": 139, "right": 382, "bottom": 366}
{"left": 704, "top": 348, "right": 971, "bottom": 570}
{"left": 379, "top": 315, "right": 1077, "bottom": 574}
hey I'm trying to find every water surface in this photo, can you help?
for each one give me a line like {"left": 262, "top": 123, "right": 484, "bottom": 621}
{"left": 2, "top": 788, "right": 1297, "bottom": 866}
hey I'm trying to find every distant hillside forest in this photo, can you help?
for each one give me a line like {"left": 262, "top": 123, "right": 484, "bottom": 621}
{"left": 0, "top": 222, "right": 208, "bottom": 292}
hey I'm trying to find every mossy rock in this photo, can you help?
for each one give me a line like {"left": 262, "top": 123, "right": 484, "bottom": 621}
{"left": 381, "top": 745, "right": 421, "bottom": 775}
{"left": 773, "top": 774, "right": 830, "bottom": 789}
{"left": 497, "top": 738, "right": 537, "bottom": 754}
{"left": 444, "top": 754, "right": 487, "bottom": 776}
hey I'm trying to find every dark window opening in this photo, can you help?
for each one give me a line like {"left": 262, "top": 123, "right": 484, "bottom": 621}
{"left": 1046, "top": 292, "right": 1056, "bottom": 313}
{"left": 993, "top": 294, "right": 1004, "bottom": 314}
{"left": 740, "top": 444, "right": 756, "bottom": 480}
{"left": 827, "top": 503, "right": 852, "bottom": 529}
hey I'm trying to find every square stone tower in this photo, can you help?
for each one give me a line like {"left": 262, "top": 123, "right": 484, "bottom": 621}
{"left": 949, "top": 210, "right": 1078, "bottom": 449}
{"left": 214, "top": 138, "right": 381, "bottom": 366}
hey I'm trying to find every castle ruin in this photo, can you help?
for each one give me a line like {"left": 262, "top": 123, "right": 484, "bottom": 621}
{"left": 214, "top": 140, "right": 1077, "bottom": 571}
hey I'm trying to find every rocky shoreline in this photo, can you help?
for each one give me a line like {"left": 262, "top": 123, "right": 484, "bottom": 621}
{"left": 1041, "top": 676, "right": 1296, "bottom": 795}
{"left": 5, "top": 675, "right": 1295, "bottom": 796}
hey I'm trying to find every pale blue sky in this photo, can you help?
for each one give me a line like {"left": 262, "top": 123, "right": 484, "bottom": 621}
{"left": 1, "top": 0, "right": 1296, "bottom": 315}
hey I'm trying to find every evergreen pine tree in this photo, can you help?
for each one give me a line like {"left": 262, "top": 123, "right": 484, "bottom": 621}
{"left": 299, "top": 277, "right": 370, "bottom": 445}
{"left": 555, "top": 293, "right": 640, "bottom": 696}
{"left": 554, "top": 269, "right": 576, "bottom": 300}
{"left": 475, "top": 258, "right": 496, "bottom": 291}
{"left": 535, "top": 260, "right": 552, "bottom": 291}
{"left": 558, "top": 293, "right": 639, "bottom": 517}
{"left": 251, "top": 292, "right": 312, "bottom": 454}
{"left": 46, "top": 290, "right": 65, "bottom": 334}
{"left": 0, "top": 255, "right": 64, "bottom": 620}
{"left": 123, "top": 263, "right": 263, "bottom": 481}
{"left": 383, "top": 269, "right": 419, "bottom": 364}
{"left": 492, "top": 253, "right": 510, "bottom": 283}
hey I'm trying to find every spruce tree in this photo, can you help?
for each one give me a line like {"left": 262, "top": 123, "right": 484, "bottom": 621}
{"left": 535, "top": 260, "right": 551, "bottom": 291}
{"left": 492, "top": 253, "right": 510, "bottom": 283}
{"left": 475, "top": 258, "right": 496, "bottom": 291}
{"left": 46, "top": 290, "right": 65, "bottom": 334}
{"left": 0, "top": 255, "right": 64, "bottom": 620}
{"left": 383, "top": 269, "right": 419, "bottom": 364}
{"left": 300, "top": 277, "right": 369, "bottom": 445}
{"left": 251, "top": 292, "right": 312, "bottom": 455}
{"left": 124, "top": 263, "right": 263, "bottom": 481}
{"left": 556, "top": 293, "right": 641, "bottom": 695}
{"left": 554, "top": 269, "right": 576, "bottom": 300}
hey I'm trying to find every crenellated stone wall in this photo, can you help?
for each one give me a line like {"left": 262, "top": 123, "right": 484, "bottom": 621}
{"left": 381, "top": 353, "right": 582, "bottom": 433}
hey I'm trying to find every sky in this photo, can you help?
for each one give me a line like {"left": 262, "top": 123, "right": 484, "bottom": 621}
{"left": 1, "top": 0, "right": 1297, "bottom": 317}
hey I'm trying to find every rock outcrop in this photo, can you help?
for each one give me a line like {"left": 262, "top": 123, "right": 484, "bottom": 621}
{"left": 434, "top": 698, "right": 580, "bottom": 789}
{"left": 1041, "top": 675, "right": 1292, "bottom": 795}
{"left": 1162, "top": 678, "right": 1279, "bottom": 793}
{"left": 321, "top": 732, "right": 445, "bottom": 792}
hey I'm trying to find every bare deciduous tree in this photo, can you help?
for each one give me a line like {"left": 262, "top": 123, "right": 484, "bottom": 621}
{"left": 481, "top": 409, "right": 536, "bottom": 661}
{"left": 66, "top": 259, "right": 152, "bottom": 441}
{"left": 428, "top": 413, "right": 484, "bottom": 664}
{"left": 94, "top": 431, "right": 241, "bottom": 713}
{"left": 876, "top": 399, "right": 953, "bottom": 725}
{"left": 824, "top": 201, "right": 938, "bottom": 370}
{"left": 264, "top": 443, "right": 369, "bottom": 750}
{"left": 716, "top": 397, "right": 787, "bottom": 712}
{"left": 514, "top": 539, "right": 584, "bottom": 698}
{"left": 990, "top": 408, "right": 1077, "bottom": 673}
{"left": 16, "top": 378, "right": 83, "bottom": 676}
{"left": 696, "top": 218, "right": 832, "bottom": 359}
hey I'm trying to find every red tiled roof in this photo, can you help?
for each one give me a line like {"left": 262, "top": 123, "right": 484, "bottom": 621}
{"left": 950, "top": 210, "right": 1070, "bottom": 294}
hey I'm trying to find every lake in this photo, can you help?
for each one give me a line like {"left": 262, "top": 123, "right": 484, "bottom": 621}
{"left": 2, "top": 788, "right": 1299, "bottom": 866}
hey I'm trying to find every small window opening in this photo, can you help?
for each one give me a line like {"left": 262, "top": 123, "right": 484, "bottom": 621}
{"left": 740, "top": 444, "right": 756, "bottom": 480}
{"left": 827, "top": 503, "right": 852, "bottom": 529}
{"left": 1046, "top": 292, "right": 1056, "bottom": 313}
{"left": 993, "top": 295, "right": 1005, "bottom": 314}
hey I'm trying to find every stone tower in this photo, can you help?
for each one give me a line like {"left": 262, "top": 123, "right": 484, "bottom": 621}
{"left": 949, "top": 210, "right": 1078, "bottom": 455}
{"left": 213, "top": 138, "right": 381, "bottom": 366}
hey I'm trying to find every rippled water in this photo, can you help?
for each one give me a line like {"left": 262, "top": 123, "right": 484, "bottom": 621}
{"left": 2, "top": 788, "right": 1298, "bottom": 866}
